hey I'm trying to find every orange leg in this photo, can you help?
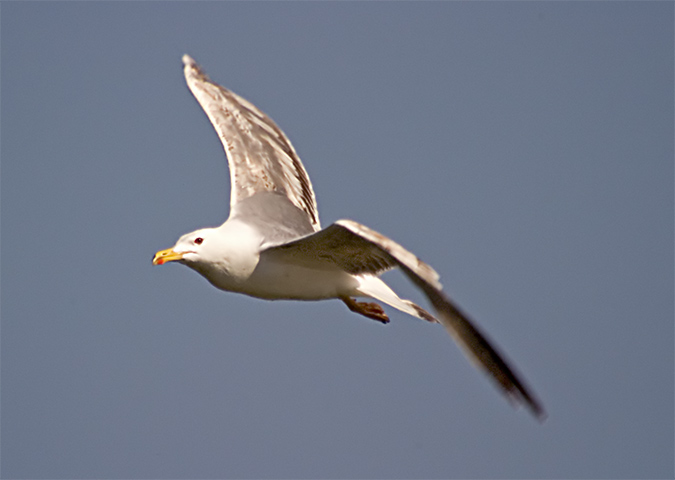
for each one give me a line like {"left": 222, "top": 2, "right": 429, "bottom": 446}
{"left": 341, "top": 296, "right": 390, "bottom": 324}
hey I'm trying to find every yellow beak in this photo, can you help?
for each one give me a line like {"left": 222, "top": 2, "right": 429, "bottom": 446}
{"left": 152, "top": 248, "right": 185, "bottom": 265}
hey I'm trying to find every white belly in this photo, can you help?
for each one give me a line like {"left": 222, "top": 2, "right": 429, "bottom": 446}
{"left": 231, "top": 257, "right": 360, "bottom": 300}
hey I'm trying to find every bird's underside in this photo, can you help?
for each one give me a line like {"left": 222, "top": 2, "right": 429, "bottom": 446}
{"left": 153, "top": 55, "right": 547, "bottom": 422}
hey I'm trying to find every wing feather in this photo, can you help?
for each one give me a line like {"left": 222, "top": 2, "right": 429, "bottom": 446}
{"left": 182, "top": 55, "right": 320, "bottom": 230}
{"left": 265, "top": 220, "right": 546, "bottom": 421}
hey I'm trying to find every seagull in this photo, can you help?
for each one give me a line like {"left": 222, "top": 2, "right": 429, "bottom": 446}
{"left": 153, "top": 55, "right": 546, "bottom": 421}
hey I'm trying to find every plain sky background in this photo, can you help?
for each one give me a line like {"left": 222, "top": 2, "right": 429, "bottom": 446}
{"left": 2, "top": 2, "right": 673, "bottom": 479}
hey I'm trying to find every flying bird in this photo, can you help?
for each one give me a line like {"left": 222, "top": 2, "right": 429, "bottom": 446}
{"left": 154, "top": 55, "right": 546, "bottom": 421}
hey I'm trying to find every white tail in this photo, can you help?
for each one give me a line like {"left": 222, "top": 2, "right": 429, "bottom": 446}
{"left": 355, "top": 275, "right": 437, "bottom": 323}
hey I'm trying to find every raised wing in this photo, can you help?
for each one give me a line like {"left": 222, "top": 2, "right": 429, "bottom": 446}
{"left": 265, "top": 220, "right": 546, "bottom": 421}
{"left": 182, "top": 55, "right": 320, "bottom": 230}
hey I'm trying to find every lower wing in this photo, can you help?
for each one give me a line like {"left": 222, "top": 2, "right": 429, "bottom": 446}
{"left": 264, "top": 219, "right": 546, "bottom": 421}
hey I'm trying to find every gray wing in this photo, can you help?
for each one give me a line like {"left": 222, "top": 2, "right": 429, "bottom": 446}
{"left": 182, "top": 55, "right": 320, "bottom": 231}
{"left": 265, "top": 220, "right": 546, "bottom": 421}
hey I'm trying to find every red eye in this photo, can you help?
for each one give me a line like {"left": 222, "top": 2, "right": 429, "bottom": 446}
{"left": 194, "top": 237, "right": 203, "bottom": 245}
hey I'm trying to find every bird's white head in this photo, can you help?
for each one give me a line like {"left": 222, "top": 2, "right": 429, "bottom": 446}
{"left": 153, "top": 220, "right": 263, "bottom": 291}
{"left": 152, "top": 227, "right": 220, "bottom": 267}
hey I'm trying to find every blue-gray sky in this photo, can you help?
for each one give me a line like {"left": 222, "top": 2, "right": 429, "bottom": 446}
{"left": 2, "top": 2, "right": 673, "bottom": 479}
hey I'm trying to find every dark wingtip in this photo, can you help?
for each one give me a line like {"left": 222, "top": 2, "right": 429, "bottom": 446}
{"left": 504, "top": 379, "right": 547, "bottom": 423}
{"left": 525, "top": 397, "right": 548, "bottom": 423}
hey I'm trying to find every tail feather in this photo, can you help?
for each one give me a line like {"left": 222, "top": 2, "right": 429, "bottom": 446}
{"left": 355, "top": 275, "right": 438, "bottom": 323}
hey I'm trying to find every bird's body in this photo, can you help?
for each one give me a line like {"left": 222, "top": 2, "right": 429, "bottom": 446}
{"left": 153, "top": 55, "right": 546, "bottom": 420}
